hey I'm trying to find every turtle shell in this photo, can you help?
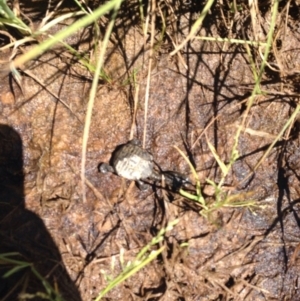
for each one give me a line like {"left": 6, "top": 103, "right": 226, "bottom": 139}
{"left": 111, "top": 139, "right": 154, "bottom": 181}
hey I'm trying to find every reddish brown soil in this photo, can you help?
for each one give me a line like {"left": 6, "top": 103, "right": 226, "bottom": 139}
{"left": 1, "top": 1, "right": 300, "bottom": 300}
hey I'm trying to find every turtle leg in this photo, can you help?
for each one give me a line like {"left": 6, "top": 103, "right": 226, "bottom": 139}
{"left": 136, "top": 180, "right": 149, "bottom": 191}
{"left": 98, "top": 163, "right": 114, "bottom": 174}
{"left": 129, "top": 138, "right": 142, "bottom": 146}
{"left": 163, "top": 171, "right": 191, "bottom": 190}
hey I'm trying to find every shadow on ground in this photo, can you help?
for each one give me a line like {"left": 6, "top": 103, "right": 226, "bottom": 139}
{"left": 0, "top": 124, "right": 81, "bottom": 301}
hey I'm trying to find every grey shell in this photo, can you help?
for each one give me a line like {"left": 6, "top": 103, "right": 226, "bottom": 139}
{"left": 111, "top": 140, "right": 154, "bottom": 181}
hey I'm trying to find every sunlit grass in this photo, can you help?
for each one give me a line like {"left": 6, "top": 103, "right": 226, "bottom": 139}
{"left": 172, "top": 0, "right": 282, "bottom": 221}
{"left": 0, "top": 0, "right": 31, "bottom": 35}
{"left": 175, "top": 144, "right": 257, "bottom": 220}
{"left": 0, "top": 0, "right": 288, "bottom": 299}
{"left": 95, "top": 220, "right": 179, "bottom": 300}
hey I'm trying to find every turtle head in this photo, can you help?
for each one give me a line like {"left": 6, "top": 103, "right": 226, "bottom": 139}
{"left": 98, "top": 162, "right": 114, "bottom": 174}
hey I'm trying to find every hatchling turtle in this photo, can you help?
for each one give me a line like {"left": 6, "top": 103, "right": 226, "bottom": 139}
{"left": 99, "top": 139, "right": 190, "bottom": 190}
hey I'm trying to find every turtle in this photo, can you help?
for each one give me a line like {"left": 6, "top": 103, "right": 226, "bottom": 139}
{"left": 99, "top": 139, "right": 159, "bottom": 190}
{"left": 99, "top": 139, "right": 191, "bottom": 190}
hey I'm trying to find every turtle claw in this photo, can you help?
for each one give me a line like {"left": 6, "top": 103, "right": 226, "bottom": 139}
{"left": 98, "top": 163, "right": 114, "bottom": 174}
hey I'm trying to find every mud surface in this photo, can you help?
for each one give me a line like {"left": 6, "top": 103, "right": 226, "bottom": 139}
{"left": 1, "top": 1, "right": 300, "bottom": 300}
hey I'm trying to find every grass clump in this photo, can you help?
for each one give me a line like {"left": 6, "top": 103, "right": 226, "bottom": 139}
{"left": 1, "top": 0, "right": 298, "bottom": 300}
{"left": 0, "top": 252, "right": 65, "bottom": 301}
{"left": 95, "top": 220, "right": 179, "bottom": 300}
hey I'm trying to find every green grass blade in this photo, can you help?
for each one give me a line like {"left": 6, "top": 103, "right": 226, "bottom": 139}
{"left": 12, "top": 0, "right": 124, "bottom": 69}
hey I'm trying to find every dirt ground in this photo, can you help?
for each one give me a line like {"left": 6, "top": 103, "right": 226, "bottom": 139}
{"left": 1, "top": 1, "right": 300, "bottom": 300}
